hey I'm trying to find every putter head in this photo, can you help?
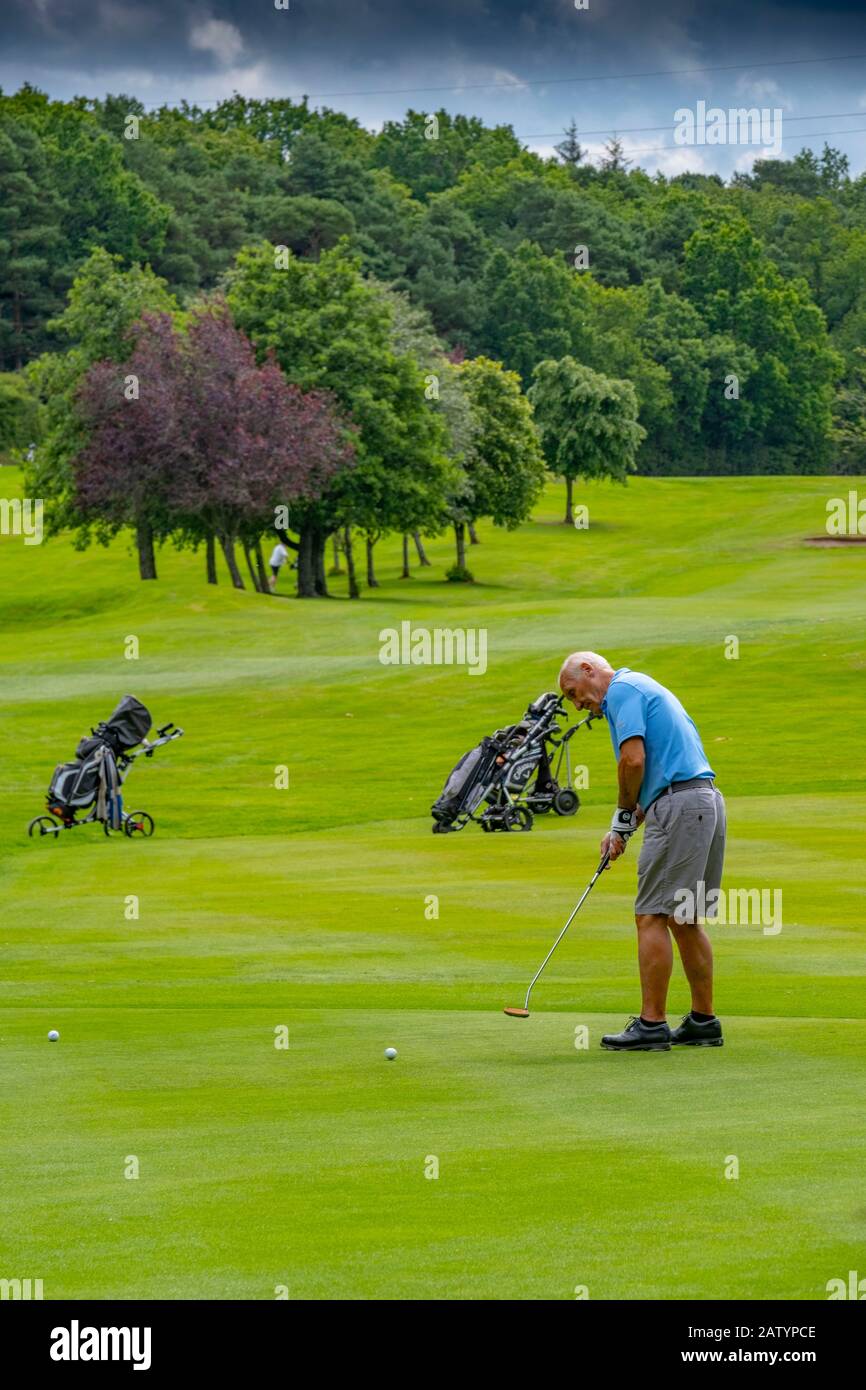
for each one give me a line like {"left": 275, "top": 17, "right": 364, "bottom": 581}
{"left": 503, "top": 1007, "right": 530, "bottom": 1018}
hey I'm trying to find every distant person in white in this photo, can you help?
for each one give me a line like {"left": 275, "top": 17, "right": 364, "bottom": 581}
{"left": 268, "top": 541, "right": 290, "bottom": 591}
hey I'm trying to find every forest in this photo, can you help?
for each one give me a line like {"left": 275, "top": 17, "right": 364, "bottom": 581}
{"left": 1, "top": 87, "right": 864, "bottom": 592}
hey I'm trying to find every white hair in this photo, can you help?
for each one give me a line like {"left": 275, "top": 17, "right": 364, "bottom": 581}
{"left": 559, "top": 651, "right": 613, "bottom": 682}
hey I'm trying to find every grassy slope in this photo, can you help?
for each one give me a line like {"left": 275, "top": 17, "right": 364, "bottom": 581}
{"left": 0, "top": 469, "right": 864, "bottom": 1300}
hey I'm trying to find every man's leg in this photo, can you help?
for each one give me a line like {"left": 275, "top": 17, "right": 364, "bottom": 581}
{"left": 635, "top": 912, "right": 673, "bottom": 1022}
{"left": 601, "top": 910, "right": 672, "bottom": 1049}
{"left": 668, "top": 918, "right": 714, "bottom": 1015}
{"left": 669, "top": 787, "right": 724, "bottom": 1019}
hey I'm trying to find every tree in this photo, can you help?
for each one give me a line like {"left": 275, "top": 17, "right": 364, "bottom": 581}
{"left": 600, "top": 136, "right": 631, "bottom": 173}
{"left": 198, "top": 92, "right": 374, "bottom": 163}
{"left": 4, "top": 88, "right": 169, "bottom": 266}
{"left": 0, "top": 116, "right": 67, "bottom": 368}
{"left": 73, "top": 313, "right": 182, "bottom": 577}
{"left": 364, "top": 286, "right": 472, "bottom": 582}
{"left": 371, "top": 109, "right": 522, "bottom": 201}
{"left": 733, "top": 145, "right": 849, "bottom": 198}
{"left": 25, "top": 248, "right": 179, "bottom": 536}
{"left": 72, "top": 304, "right": 353, "bottom": 582}
{"left": 285, "top": 130, "right": 418, "bottom": 283}
{"left": 681, "top": 216, "right": 765, "bottom": 327}
{"left": 257, "top": 194, "right": 355, "bottom": 259}
{"left": 451, "top": 356, "right": 545, "bottom": 574}
{"left": 555, "top": 120, "right": 584, "bottom": 170}
{"left": 398, "top": 197, "right": 489, "bottom": 348}
{"left": 682, "top": 217, "right": 842, "bottom": 467}
{"left": 819, "top": 143, "right": 849, "bottom": 191}
{"left": 528, "top": 357, "right": 644, "bottom": 522}
{"left": 228, "top": 240, "right": 450, "bottom": 596}
{"left": 330, "top": 351, "right": 452, "bottom": 590}
{"left": 831, "top": 348, "right": 866, "bottom": 474}
{"left": 478, "top": 241, "right": 589, "bottom": 384}
{"left": 0, "top": 370, "right": 41, "bottom": 457}
{"left": 169, "top": 303, "right": 353, "bottom": 588}
{"left": 3, "top": 86, "right": 856, "bottom": 485}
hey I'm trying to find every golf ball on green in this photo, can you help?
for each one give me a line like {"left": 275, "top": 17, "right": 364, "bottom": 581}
{"left": 384, "top": 1047, "right": 397, "bottom": 1061}
{"left": 48, "top": 1030, "right": 59, "bottom": 1042}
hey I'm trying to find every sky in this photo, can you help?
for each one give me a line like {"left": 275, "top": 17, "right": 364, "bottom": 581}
{"left": 3, "top": 0, "right": 866, "bottom": 177}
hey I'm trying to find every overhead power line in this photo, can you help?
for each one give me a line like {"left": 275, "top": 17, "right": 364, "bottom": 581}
{"left": 555, "top": 125, "right": 866, "bottom": 160}
{"left": 516, "top": 111, "right": 866, "bottom": 141}
{"left": 276, "top": 52, "right": 866, "bottom": 101}
{"left": 136, "top": 51, "right": 866, "bottom": 109}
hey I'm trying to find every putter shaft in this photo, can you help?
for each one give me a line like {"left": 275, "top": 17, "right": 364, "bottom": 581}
{"left": 520, "top": 853, "right": 610, "bottom": 1012}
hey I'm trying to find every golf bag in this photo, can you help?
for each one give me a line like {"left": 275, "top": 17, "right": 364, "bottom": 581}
{"left": 31, "top": 695, "right": 184, "bottom": 841}
{"left": 431, "top": 692, "right": 597, "bottom": 834}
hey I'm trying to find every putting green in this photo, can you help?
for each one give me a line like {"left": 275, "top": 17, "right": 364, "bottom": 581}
{"left": 1, "top": 470, "right": 864, "bottom": 1299}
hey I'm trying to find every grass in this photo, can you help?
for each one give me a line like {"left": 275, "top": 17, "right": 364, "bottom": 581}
{"left": 1, "top": 467, "right": 864, "bottom": 1300}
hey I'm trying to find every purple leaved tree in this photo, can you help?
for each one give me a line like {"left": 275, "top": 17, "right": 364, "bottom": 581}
{"left": 73, "top": 302, "right": 354, "bottom": 589}
{"left": 172, "top": 303, "right": 354, "bottom": 592}
{"left": 74, "top": 312, "right": 183, "bottom": 579}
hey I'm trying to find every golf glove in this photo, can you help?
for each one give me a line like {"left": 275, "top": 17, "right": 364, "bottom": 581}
{"left": 609, "top": 807, "right": 638, "bottom": 840}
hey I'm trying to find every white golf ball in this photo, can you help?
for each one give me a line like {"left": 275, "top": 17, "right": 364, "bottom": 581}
{"left": 384, "top": 1047, "right": 397, "bottom": 1061}
{"left": 48, "top": 1030, "right": 59, "bottom": 1042}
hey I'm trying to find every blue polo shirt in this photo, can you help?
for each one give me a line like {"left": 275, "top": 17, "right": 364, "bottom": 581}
{"left": 601, "top": 668, "right": 714, "bottom": 809}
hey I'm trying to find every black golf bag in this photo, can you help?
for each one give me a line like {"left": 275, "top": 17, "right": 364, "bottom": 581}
{"left": 431, "top": 734, "right": 512, "bottom": 828}
{"left": 32, "top": 696, "right": 183, "bottom": 841}
{"left": 431, "top": 692, "right": 597, "bottom": 834}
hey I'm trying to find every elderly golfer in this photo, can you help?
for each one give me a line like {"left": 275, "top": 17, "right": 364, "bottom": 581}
{"left": 559, "top": 652, "right": 725, "bottom": 1052}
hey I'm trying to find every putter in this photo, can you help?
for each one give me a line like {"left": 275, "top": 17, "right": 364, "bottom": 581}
{"left": 504, "top": 851, "right": 611, "bottom": 1018}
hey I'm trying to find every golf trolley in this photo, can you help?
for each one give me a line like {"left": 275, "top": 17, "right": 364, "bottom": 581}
{"left": 28, "top": 695, "right": 184, "bottom": 842}
{"left": 431, "top": 691, "right": 599, "bottom": 834}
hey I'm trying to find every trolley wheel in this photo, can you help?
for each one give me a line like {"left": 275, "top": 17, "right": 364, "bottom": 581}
{"left": 103, "top": 819, "right": 113, "bottom": 836}
{"left": 28, "top": 815, "right": 60, "bottom": 839}
{"left": 528, "top": 799, "right": 552, "bottom": 814}
{"left": 505, "top": 806, "right": 534, "bottom": 832}
{"left": 553, "top": 788, "right": 580, "bottom": 816}
{"left": 125, "top": 811, "right": 154, "bottom": 838}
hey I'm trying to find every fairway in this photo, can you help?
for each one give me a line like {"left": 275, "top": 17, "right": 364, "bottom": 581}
{"left": 1, "top": 471, "right": 864, "bottom": 1301}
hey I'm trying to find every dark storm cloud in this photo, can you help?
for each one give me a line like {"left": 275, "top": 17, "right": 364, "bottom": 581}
{"left": 5, "top": 1, "right": 866, "bottom": 92}
{"left": 3, "top": 1, "right": 866, "bottom": 173}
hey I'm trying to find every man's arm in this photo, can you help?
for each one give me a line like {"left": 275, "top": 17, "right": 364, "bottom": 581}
{"left": 601, "top": 736, "right": 646, "bottom": 862}
{"left": 616, "top": 736, "right": 645, "bottom": 811}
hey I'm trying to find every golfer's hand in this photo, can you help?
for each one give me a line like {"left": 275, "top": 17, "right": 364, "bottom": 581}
{"left": 635, "top": 804, "right": 645, "bottom": 827}
{"left": 600, "top": 831, "right": 627, "bottom": 864}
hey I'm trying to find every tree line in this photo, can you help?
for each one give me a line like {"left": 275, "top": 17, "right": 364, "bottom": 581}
{"left": 25, "top": 244, "right": 573, "bottom": 594}
{"left": 2, "top": 86, "right": 865, "bottom": 596}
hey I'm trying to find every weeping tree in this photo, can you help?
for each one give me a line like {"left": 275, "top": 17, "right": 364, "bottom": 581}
{"left": 527, "top": 356, "right": 644, "bottom": 523}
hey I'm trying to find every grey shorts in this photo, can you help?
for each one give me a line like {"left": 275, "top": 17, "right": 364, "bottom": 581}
{"left": 635, "top": 782, "right": 726, "bottom": 917}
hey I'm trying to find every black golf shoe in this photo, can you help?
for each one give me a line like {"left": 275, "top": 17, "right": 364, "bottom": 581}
{"left": 600, "top": 1016, "right": 671, "bottom": 1051}
{"left": 670, "top": 1013, "right": 724, "bottom": 1047}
